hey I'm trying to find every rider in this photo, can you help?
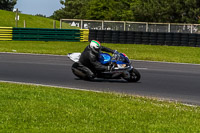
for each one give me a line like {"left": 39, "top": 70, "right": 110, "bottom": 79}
{"left": 72, "top": 40, "right": 117, "bottom": 80}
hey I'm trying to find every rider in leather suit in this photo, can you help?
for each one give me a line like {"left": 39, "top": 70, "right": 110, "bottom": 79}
{"left": 72, "top": 40, "right": 116, "bottom": 80}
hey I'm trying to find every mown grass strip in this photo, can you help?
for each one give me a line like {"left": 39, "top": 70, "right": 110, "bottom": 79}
{"left": 0, "top": 82, "right": 200, "bottom": 132}
{"left": 0, "top": 41, "right": 200, "bottom": 64}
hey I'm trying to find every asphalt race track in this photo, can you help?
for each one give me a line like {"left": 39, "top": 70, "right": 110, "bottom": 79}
{"left": 0, "top": 53, "right": 200, "bottom": 105}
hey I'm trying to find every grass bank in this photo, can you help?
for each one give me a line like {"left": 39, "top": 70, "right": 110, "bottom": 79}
{"left": 0, "top": 82, "right": 200, "bottom": 132}
{"left": 0, "top": 10, "right": 73, "bottom": 29}
{"left": 0, "top": 41, "right": 200, "bottom": 64}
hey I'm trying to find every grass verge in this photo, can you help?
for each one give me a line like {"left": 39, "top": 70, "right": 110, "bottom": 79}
{"left": 0, "top": 82, "right": 200, "bottom": 132}
{"left": 0, "top": 41, "right": 200, "bottom": 64}
{"left": 0, "top": 9, "right": 74, "bottom": 29}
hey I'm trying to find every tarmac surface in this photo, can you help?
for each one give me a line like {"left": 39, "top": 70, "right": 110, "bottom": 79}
{"left": 0, "top": 53, "right": 200, "bottom": 105}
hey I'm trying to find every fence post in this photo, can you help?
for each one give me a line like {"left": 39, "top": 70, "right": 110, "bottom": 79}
{"left": 53, "top": 20, "right": 56, "bottom": 29}
{"left": 24, "top": 20, "right": 26, "bottom": 28}
{"left": 168, "top": 23, "right": 171, "bottom": 32}
{"left": 60, "top": 19, "right": 62, "bottom": 29}
{"left": 15, "top": 8, "right": 19, "bottom": 27}
{"left": 81, "top": 20, "right": 83, "bottom": 29}
{"left": 102, "top": 20, "right": 104, "bottom": 30}
{"left": 124, "top": 21, "right": 126, "bottom": 31}
{"left": 146, "top": 22, "right": 148, "bottom": 32}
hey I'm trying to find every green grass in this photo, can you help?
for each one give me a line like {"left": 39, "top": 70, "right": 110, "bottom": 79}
{"left": 0, "top": 9, "right": 75, "bottom": 29}
{"left": 0, "top": 41, "right": 200, "bottom": 64}
{"left": 0, "top": 82, "right": 200, "bottom": 132}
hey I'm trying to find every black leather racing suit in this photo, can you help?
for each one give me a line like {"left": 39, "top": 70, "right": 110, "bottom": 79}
{"left": 72, "top": 45, "right": 114, "bottom": 79}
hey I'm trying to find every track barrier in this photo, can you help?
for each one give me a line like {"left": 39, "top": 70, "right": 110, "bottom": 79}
{"left": 89, "top": 30, "right": 200, "bottom": 47}
{"left": 0, "top": 27, "right": 199, "bottom": 47}
{"left": 12, "top": 28, "right": 81, "bottom": 41}
{"left": 0, "top": 27, "right": 13, "bottom": 41}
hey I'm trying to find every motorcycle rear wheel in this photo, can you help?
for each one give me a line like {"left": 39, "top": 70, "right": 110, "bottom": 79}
{"left": 124, "top": 68, "right": 141, "bottom": 82}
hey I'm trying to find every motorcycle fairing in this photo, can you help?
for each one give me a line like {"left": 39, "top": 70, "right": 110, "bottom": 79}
{"left": 99, "top": 53, "right": 111, "bottom": 64}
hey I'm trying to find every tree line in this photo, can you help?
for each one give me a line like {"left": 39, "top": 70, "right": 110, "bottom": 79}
{"left": 0, "top": 0, "right": 16, "bottom": 11}
{"left": 51, "top": 0, "right": 200, "bottom": 24}
{"left": 1, "top": 0, "right": 200, "bottom": 23}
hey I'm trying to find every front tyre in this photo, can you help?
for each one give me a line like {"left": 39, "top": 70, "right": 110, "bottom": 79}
{"left": 125, "top": 68, "right": 141, "bottom": 82}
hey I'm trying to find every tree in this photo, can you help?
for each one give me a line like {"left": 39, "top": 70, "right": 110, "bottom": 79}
{"left": 85, "top": 0, "right": 134, "bottom": 21}
{"left": 132, "top": 0, "right": 200, "bottom": 23}
{"left": 51, "top": 0, "right": 89, "bottom": 20}
{"left": 52, "top": 0, "right": 200, "bottom": 23}
{"left": 52, "top": 0, "right": 134, "bottom": 21}
{"left": 0, "top": 0, "right": 17, "bottom": 11}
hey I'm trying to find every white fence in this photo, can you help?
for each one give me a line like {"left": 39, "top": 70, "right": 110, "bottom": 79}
{"left": 60, "top": 19, "right": 200, "bottom": 33}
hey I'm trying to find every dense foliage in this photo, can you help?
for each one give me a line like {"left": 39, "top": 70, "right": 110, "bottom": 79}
{"left": 85, "top": 0, "right": 134, "bottom": 21}
{"left": 133, "top": 0, "right": 200, "bottom": 23}
{"left": 51, "top": 0, "right": 88, "bottom": 20}
{"left": 52, "top": 0, "right": 200, "bottom": 23}
{"left": 51, "top": 0, "right": 134, "bottom": 21}
{"left": 0, "top": 0, "right": 17, "bottom": 11}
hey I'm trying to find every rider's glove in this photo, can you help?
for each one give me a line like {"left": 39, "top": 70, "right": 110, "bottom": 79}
{"left": 113, "top": 50, "right": 119, "bottom": 54}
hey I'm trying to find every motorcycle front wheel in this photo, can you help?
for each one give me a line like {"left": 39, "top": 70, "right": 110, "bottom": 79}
{"left": 124, "top": 68, "right": 141, "bottom": 82}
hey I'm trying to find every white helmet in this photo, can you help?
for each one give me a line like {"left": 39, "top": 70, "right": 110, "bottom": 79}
{"left": 90, "top": 40, "right": 101, "bottom": 53}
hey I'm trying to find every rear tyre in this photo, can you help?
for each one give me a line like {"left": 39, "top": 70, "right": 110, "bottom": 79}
{"left": 124, "top": 68, "right": 141, "bottom": 82}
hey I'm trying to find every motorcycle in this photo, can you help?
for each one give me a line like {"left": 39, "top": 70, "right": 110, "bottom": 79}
{"left": 67, "top": 52, "right": 141, "bottom": 82}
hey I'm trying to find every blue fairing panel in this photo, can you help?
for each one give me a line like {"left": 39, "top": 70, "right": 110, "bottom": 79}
{"left": 99, "top": 53, "right": 111, "bottom": 64}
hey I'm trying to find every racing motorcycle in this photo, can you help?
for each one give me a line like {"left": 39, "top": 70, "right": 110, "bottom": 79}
{"left": 67, "top": 52, "right": 141, "bottom": 82}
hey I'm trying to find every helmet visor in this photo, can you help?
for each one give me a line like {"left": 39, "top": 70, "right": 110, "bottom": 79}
{"left": 94, "top": 46, "right": 101, "bottom": 52}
